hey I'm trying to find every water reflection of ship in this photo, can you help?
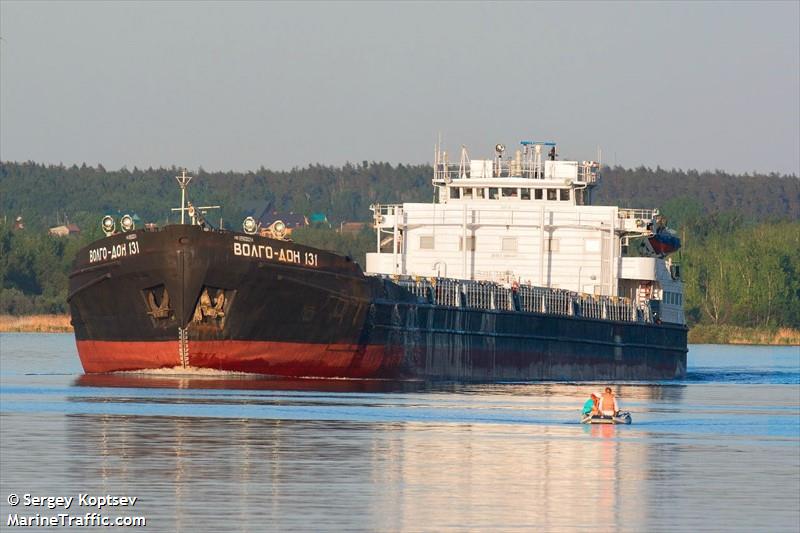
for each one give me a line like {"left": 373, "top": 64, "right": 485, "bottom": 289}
{"left": 64, "top": 382, "right": 686, "bottom": 530}
{"left": 74, "top": 373, "right": 686, "bottom": 401}
{"left": 62, "top": 413, "right": 644, "bottom": 530}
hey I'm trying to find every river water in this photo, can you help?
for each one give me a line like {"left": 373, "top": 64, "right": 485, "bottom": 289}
{"left": 0, "top": 334, "right": 798, "bottom": 532}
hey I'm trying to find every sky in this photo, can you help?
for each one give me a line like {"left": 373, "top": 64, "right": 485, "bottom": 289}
{"left": 1, "top": 1, "right": 798, "bottom": 175}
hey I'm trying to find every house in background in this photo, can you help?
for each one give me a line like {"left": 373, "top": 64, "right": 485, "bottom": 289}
{"left": 339, "top": 222, "right": 367, "bottom": 235}
{"left": 259, "top": 210, "right": 307, "bottom": 235}
{"left": 308, "top": 212, "right": 330, "bottom": 227}
{"left": 248, "top": 202, "right": 308, "bottom": 236}
{"left": 48, "top": 223, "right": 81, "bottom": 237}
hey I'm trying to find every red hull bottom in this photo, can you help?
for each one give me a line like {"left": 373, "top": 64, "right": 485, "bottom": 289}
{"left": 76, "top": 340, "right": 180, "bottom": 373}
{"left": 75, "top": 340, "right": 403, "bottom": 378}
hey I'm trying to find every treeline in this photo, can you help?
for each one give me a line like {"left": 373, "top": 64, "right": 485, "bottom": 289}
{"left": 668, "top": 211, "right": 799, "bottom": 328}
{"left": 595, "top": 166, "right": 800, "bottom": 220}
{"left": 0, "top": 222, "right": 88, "bottom": 314}
{"left": 684, "top": 221, "right": 800, "bottom": 328}
{"left": 2, "top": 161, "right": 798, "bottom": 231}
{"left": 0, "top": 161, "right": 433, "bottom": 232}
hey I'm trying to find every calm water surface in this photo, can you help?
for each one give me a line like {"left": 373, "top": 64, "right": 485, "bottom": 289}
{"left": 1, "top": 334, "right": 798, "bottom": 532}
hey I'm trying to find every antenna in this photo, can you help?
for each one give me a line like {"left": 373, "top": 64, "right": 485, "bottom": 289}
{"left": 459, "top": 145, "right": 469, "bottom": 179}
{"left": 435, "top": 131, "right": 445, "bottom": 182}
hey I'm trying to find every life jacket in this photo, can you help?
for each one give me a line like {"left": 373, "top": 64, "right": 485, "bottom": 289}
{"left": 600, "top": 392, "right": 617, "bottom": 414}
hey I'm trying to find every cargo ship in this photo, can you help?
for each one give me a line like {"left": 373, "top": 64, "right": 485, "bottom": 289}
{"left": 69, "top": 140, "right": 687, "bottom": 380}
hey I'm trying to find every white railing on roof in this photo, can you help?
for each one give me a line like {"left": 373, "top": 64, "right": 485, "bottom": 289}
{"left": 618, "top": 208, "right": 656, "bottom": 221}
{"left": 433, "top": 161, "right": 599, "bottom": 183}
{"left": 373, "top": 204, "right": 403, "bottom": 217}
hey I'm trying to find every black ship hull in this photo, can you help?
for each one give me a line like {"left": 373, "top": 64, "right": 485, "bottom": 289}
{"left": 69, "top": 225, "right": 687, "bottom": 380}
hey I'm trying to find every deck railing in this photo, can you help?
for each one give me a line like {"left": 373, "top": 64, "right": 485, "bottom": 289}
{"left": 618, "top": 208, "right": 656, "bottom": 222}
{"left": 375, "top": 275, "right": 652, "bottom": 324}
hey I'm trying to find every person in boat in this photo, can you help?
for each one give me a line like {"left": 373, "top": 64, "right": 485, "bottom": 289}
{"left": 582, "top": 392, "right": 601, "bottom": 417}
{"left": 599, "top": 387, "right": 619, "bottom": 417}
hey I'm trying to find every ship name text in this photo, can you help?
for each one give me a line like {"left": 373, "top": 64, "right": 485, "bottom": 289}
{"left": 233, "top": 242, "right": 318, "bottom": 267}
{"left": 88, "top": 241, "right": 140, "bottom": 264}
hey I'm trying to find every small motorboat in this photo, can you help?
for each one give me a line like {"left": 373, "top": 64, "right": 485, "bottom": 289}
{"left": 581, "top": 411, "right": 632, "bottom": 425}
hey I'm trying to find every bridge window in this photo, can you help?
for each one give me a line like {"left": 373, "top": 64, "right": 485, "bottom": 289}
{"left": 665, "top": 292, "right": 682, "bottom": 305}
{"left": 450, "top": 187, "right": 460, "bottom": 199}
{"left": 462, "top": 187, "right": 473, "bottom": 199}
{"left": 502, "top": 188, "right": 517, "bottom": 198}
{"left": 502, "top": 237, "right": 518, "bottom": 252}
{"left": 560, "top": 189, "right": 570, "bottom": 201}
{"left": 419, "top": 236, "right": 435, "bottom": 249}
{"left": 489, "top": 187, "right": 499, "bottom": 199}
{"left": 547, "top": 189, "right": 557, "bottom": 201}
{"left": 534, "top": 189, "right": 543, "bottom": 200}
{"left": 475, "top": 188, "right": 485, "bottom": 199}
{"left": 521, "top": 188, "right": 531, "bottom": 200}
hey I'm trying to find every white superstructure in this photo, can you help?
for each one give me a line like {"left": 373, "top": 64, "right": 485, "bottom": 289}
{"left": 366, "top": 141, "right": 685, "bottom": 325}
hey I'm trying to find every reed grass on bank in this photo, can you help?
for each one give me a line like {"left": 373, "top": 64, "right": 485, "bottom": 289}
{"left": 687, "top": 325, "right": 800, "bottom": 346}
{"left": 0, "top": 314, "right": 73, "bottom": 333}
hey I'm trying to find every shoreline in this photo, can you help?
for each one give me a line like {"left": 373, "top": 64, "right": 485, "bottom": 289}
{"left": 0, "top": 314, "right": 73, "bottom": 333}
{"left": 687, "top": 325, "right": 800, "bottom": 346}
{"left": 1, "top": 315, "right": 798, "bottom": 346}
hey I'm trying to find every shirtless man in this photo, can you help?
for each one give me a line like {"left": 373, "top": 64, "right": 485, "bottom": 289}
{"left": 599, "top": 387, "right": 619, "bottom": 417}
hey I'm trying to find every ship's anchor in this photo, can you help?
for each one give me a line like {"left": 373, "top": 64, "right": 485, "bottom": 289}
{"left": 193, "top": 288, "right": 226, "bottom": 323}
{"left": 146, "top": 287, "right": 171, "bottom": 319}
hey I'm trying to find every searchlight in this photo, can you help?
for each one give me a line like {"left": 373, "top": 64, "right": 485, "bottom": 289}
{"left": 101, "top": 215, "right": 115, "bottom": 236}
{"left": 243, "top": 216, "right": 258, "bottom": 235}
{"left": 120, "top": 214, "right": 135, "bottom": 232}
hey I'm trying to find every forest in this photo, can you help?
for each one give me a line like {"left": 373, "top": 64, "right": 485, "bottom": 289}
{"left": 1, "top": 161, "right": 798, "bottom": 332}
